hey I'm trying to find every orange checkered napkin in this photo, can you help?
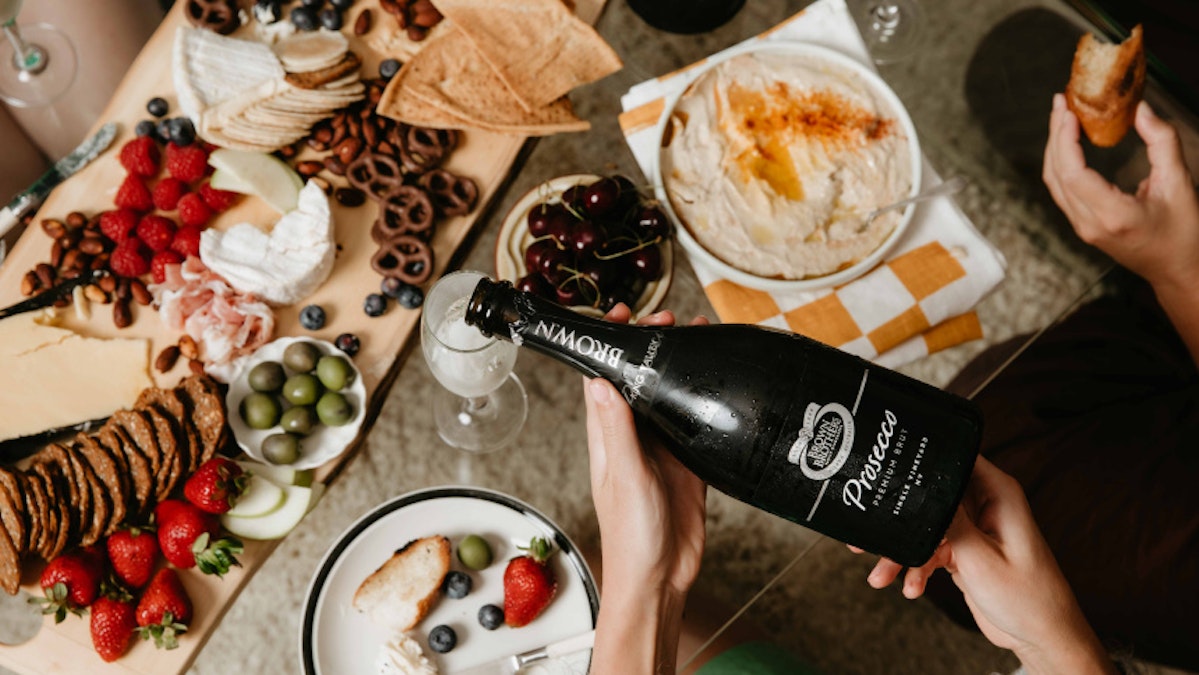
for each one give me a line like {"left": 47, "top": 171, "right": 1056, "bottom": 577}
{"left": 618, "top": 0, "right": 1007, "bottom": 367}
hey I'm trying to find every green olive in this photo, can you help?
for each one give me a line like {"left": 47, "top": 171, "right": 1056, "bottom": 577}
{"left": 240, "top": 392, "right": 281, "bottom": 430}
{"left": 457, "top": 534, "right": 493, "bottom": 570}
{"left": 315, "top": 391, "right": 354, "bottom": 426}
{"left": 280, "top": 406, "right": 319, "bottom": 436}
{"left": 283, "top": 373, "right": 323, "bottom": 406}
{"left": 283, "top": 341, "right": 323, "bottom": 373}
{"left": 261, "top": 433, "right": 301, "bottom": 465}
{"left": 316, "top": 355, "right": 355, "bottom": 391}
{"left": 247, "top": 361, "right": 286, "bottom": 393}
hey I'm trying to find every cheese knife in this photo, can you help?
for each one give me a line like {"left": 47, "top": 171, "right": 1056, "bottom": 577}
{"left": 0, "top": 122, "right": 119, "bottom": 244}
{"left": 452, "top": 630, "right": 596, "bottom": 675}
{"left": 0, "top": 268, "right": 108, "bottom": 321}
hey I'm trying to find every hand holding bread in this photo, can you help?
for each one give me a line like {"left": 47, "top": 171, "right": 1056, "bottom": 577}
{"left": 1065, "top": 25, "right": 1145, "bottom": 147}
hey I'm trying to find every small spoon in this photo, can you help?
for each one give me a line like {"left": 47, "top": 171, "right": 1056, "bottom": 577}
{"left": 854, "top": 176, "right": 967, "bottom": 232}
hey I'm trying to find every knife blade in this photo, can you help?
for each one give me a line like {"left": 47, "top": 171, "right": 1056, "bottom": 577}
{"left": 0, "top": 269, "right": 108, "bottom": 321}
{"left": 0, "top": 122, "right": 119, "bottom": 242}
{"left": 453, "top": 630, "right": 595, "bottom": 675}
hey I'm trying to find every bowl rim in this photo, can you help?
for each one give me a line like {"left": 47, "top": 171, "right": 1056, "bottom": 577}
{"left": 650, "top": 40, "right": 923, "bottom": 293}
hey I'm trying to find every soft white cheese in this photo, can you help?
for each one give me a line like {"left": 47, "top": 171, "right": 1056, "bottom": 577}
{"left": 173, "top": 26, "right": 286, "bottom": 121}
{"left": 200, "top": 181, "right": 335, "bottom": 306}
{"left": 376, "top": 633, "right": 439, "bottom": 675}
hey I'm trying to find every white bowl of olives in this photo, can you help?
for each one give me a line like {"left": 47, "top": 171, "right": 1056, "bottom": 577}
{"left": 226, "top": 337, "right": 367, "bottom": 470}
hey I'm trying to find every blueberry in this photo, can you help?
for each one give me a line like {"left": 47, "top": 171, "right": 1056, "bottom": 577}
{"left": 478, "top": 604, "right": 504, "bottom": 630}
{"left": 318, "top": 7, "right": 343, "bottom": 30}
{"left": 363, "top": 293, "right": 387, "bottom": 317}
{"left": 427, "top": 625, "right": 456, "bottom": 653}
{"left": 146, "top": 97, "right": 169, "bottom": 118}
{"left": 442, "top": 571, "right": 471, "bottom": 599}
{"left": 291, "top": 6, "right": 318, "bottom": 30}
{"left": 299, "top": 304, "right": 326, "bottom": 330}
{"left": 253, "top": 0, "right": 282, "bottom": 24}
{"left": 378, "top": 58, "right": 401, "bottom": 81}
{"left": 166, "top": 117, "right": 196, "bottom": 146}
{"left": 395, "top": 284, "right": 424, "bottom": 309}
{"left": 156, "top": 119, "right": 172, "bottom": 143}
{"left": 330, "top": 0, "right": 353, "bottom": 10}
{"left": 135, "top": 119, "right": 159, "bottom": 139}
{"left": 301, "top": 0, "right": 323, "bottom": 7}
{"left": 335, "top": 333, "right": 360, "bottom": 357}
{"left": 380, "top": 277, "right": 403, "bottom": 299}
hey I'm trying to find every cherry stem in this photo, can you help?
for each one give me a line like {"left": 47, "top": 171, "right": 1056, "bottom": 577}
{"left": 594, "top": 236, "right": 662, "bottom": 261}
{"left": 531, "top": 233, "right": 565, "bottom": 251}
{"left": 556, "top": 265, "right": 602, "bottom": 308}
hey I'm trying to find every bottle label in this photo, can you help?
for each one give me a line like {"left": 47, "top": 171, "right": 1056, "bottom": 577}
{"left": 530, "top": 319, "right": 626, "bottom": 369}
{"left": 787, "top": 402, "right": 857, "bottom": 481}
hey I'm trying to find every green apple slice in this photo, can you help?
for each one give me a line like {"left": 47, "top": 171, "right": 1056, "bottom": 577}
{"left": 221, "top": 483, "right": 319, "bottom": 540}
{"left": 236, "top": 460, "right": 315, "bottom": 487}
{"left": 210, "top": 168, "right": 253, "bottom": 194}
{"left": 207, "top": 148, "right": 304, "bottom": 213}
{"left": 226, "top": 474, "right": 286, "bottom": 518}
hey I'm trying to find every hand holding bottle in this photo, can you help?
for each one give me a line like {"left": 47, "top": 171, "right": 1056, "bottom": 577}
{"left": 585, "top": 306, "right": 709, "bottom": 675}
{"left": 855, "top": 458, "right": 1117, "bottom": 674}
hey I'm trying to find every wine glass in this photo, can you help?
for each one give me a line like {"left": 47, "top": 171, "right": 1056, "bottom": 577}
{"left": 0, "top": 0, "right": 77, "bottom": 107}
{"left": 848, "top": 0, "right": 924, "bottom": 65}
{"left": 421, "top": 270, "right": 528, "bottom": 453}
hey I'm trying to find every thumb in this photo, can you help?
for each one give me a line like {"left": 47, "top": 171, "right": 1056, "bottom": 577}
{"left": 1135, "top": 102, "right": 1189, "bottom": 184}
{"left": 585, "top": 378, "right": 643, "bottom": 480}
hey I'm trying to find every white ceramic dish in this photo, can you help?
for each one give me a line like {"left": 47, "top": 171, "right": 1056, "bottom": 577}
{"left": 225, "top": 337, "right": 366, "bottom": 470}
{"left": 651, "top": 41, "right": 923, "bottom": 293}
{"left": 300, "top": 486, "right": 598, "bottom": 675}
{"left": 495, "top": 173, "right": 673, "bottom": 321}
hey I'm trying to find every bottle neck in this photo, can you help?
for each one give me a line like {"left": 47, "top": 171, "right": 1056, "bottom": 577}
{"left": 466, "top": 278, "right": 661, "bottom": 390}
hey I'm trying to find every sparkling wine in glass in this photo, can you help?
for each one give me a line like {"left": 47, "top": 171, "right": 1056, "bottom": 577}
{"left": 421, "top": 270, "right": 528, "bottom": 453}
{"left": 849, "top": 0, "right": 924, "bottom": 65}
{"left": 0, "top": 0, "right": 77, "bottom": 107}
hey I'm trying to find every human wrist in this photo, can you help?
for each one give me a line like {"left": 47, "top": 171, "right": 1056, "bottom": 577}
{"left": 592, "top": 583, "right": 688, "bottom": 674}
{"left": 1012, "top": 626, "right": 1118, "bottom": 675}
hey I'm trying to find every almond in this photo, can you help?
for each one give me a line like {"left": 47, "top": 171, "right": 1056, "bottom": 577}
{"left": 129, "top": 279, "right": 152, "bottom": 306}
{"left": 113, "top": 298, "right": 132, "bottom": 329}
{"left": 41, "top": 218, "right": 65, "bottom": 240}
{"left": 178, "top": 335, "right": 199, "bottom": 360}
{"left": 188, "top": 359, "right": 206, "bottom": 375}
{"left": 354, "top": 9, "right": 372, "bottom": 35}
{"left": 155, "top": 345, "right": 181, "bottom": 373}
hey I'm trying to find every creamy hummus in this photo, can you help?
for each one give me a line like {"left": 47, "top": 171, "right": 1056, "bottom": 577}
{"left": 661, "top": 51, "right": 913, "bottom": 279}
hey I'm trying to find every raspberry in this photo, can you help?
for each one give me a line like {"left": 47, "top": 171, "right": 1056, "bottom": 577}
{"left": 165, "top": 142, "right": 210, "bottom": 183}
{"left": 136, "top": 214, "right": 176, "bottom": 252}
{"left": 150, "top": 250, "right": 184, "bottom": 284}
{"left": 118, "top": 136, "right": 160, "bottom": 178}
{"left": 198, "top": 182, "right": 239, "bottom": 212}
{"left": 170, "top": 225, "right": 202, "bottom": 258}
{"left": 152, "top": 177, "right": 188, "bottom": 211}
{"left": 109, "top": 238, "right": 151, "bottom": 278}
{"left": 99, "top": 209, "right": 139, "bottom": 243}
{"left": 114, "top": 174, "right": 153, "bottom": 212}
{"left": 177, "top": 193, "right": 213, "bottom": 228}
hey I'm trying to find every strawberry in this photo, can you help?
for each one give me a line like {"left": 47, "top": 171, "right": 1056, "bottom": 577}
{"left": 32, "top": 549, "right": 105, "bottom": 623}
{"left": 150, "top": 250, "right": 184, "bottom": 284}
{"left": 164, "top": 142, "right": 209, "bottom": 184}
{"left": 152, "top": 177, "right": 188, "bottom": 211}
{"left": 183, "top": 458, "right": 247, "bottom": 514}
{"left": 118, "top": 136, "right": 160, "bottom": 178}
{"left": 502, "top": 537, "right": 558, "bottom": 627}
{"left": 99, "top": 209, "right": 139, "bottom": 243}
{"left": 155, "top": 499, "right": 243, "bottom": 576}
{"left": 134, "top": 568, "right": 191, "bottom": 650}
{"left": 106, "top": 526, "right": 159, "bottom": 589}
{"left": 109, "top": 238, "right": 151, "bottom": 278}
{"left": 90, "top": 586, "right": 137, "bottom": 662}
{"left": 198, "top": 182, "right": 239, "bottom": 212}
{"left": 114, "top": 174, "right": 154, "bottom": 212}
{"left": 170, "top": 225, "right": 202, "bottom": 258}
{"left": 136, "top": 214, "right": 176, "bottom": 252}
{"left": 177, "top": 193, "right": 213, "bottom": 228}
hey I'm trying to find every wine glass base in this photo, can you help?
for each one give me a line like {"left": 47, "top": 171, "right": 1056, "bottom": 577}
{"left": 432, "top": 373, "right": 528, "bottom": 454}
{"left": 847, "top": 0, "right": 925, "bottom": 65}
{"left": 0, "top": 23, "right": 77, "bottom": 107}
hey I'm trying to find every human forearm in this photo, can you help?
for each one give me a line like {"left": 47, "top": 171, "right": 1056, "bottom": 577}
{"left": 1151, "top": 274, "right": 1199, "bottom": 367}
{"left": 591, "top": 583, "right": 687, "bottom": 675}
{"left": 1013, "top": 628, "right": 1119, "bottom": 675}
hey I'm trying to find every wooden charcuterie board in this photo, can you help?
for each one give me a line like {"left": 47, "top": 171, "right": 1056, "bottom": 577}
{"left": 0, "top": 0, "right": 604, "bottom": 672}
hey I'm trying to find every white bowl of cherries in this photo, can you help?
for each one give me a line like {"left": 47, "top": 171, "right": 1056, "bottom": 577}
{"left": 495, "top": 173, "right": 674, "bottom": 319}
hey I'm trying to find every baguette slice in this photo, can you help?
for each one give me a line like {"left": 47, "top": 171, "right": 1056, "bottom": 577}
{"left": 1066, "top": 24, "right": 1146, "bottom": 147}
{"left": 353, "top": 535, "right": 451, "bottom": 633}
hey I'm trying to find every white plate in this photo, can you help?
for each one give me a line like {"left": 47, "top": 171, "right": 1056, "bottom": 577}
{"left": 495, "top": 174, "right": 673, "bottom": 321}
{"left": 300, "top": 487, "right": 598, "bottom": 675}
{"left": 225, "top": 337, "right": 367, "bottom": 470}
{"left": 652, "top": 41, "right": 923, "bottom": 293}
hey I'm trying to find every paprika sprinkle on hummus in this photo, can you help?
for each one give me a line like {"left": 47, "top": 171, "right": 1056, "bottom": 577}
{"left": 662, "top": 51, "right": 913, "bottom": 280}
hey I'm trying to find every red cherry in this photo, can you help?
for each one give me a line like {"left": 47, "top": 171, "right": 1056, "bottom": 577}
{"left": 568, "top": 220, "right": 602, "bottom": 255}
{"left": 536, "top": 246, "right": 572, "bottom": 285}
{"left": 524, "top": 239, "right": 560, "bottom": 273}
{"left": 634, "top": 205, "right": 671, "bottom": 239}
{"left": 556, "top": 277, "right": 595, "bottom": 306}
{"left": 527, "top": 204, "right": 553, "bottom": 237}
{"left": 583, "top": 178, "right": 620, "bottom": 217}
{"left": 516, "top": 273, "right": 554, "bottom": 299}
{"left": 561, "top": 184, "right": 587, "bottom": 211}
{"left": 629, "top": 245, "right": 662, "bottom": 281}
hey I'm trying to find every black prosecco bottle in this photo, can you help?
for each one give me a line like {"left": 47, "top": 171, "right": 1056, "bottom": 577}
{"left": 465, "top": 278, "right": 981, "bottom": 566}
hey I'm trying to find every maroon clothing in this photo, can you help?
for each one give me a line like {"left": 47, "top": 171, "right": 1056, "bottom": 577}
{"left": 928, "top": 280, "right": 1199, "bottom": 670}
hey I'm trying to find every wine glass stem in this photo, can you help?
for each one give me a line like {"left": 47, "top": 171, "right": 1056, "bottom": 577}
{"left": 3, "top": 23, "right": 46, "bottom": 75}
{"left": 869, "top": 3, "right": 902, "bottom": 38}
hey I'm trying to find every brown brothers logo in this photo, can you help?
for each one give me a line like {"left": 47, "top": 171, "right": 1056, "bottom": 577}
{"left": 787, "top": 402, "right": 855, "bottom": 481}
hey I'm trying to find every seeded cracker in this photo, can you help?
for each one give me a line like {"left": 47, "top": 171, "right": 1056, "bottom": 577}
{"left": 107, "top": 417, "right": 155, "bottom": 518}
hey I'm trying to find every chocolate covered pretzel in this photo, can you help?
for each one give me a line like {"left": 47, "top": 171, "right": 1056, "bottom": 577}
{"left": 418, "top": 169, "right": 478, "bottom": 217}
{"left": 371, "top": 185, "right": 436, "bottom": 243}
{"left": 371, "top": 235, "right": 433, "bottom": 285}
{"left": 397, "top": 125, "right": 457, "bottom": 174}
{"left": 346, "top": 152, "right": 403, "bottom": 201}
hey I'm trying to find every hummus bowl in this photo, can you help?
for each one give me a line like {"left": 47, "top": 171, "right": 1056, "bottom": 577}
{"left": 653, "top": 42, "right": 922, "bottom": 292}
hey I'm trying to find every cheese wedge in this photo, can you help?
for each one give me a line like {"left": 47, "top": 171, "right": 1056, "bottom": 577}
{"left": 0, "top": 314, "right": 152, "bottom": 442}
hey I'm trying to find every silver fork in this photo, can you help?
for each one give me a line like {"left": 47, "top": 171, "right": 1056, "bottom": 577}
{"left": 853, "top": 175, "right": 968, "bottom": 232}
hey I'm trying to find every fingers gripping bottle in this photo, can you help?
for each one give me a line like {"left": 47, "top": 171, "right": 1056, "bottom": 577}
{"left": 466, "top": 278, "right": 981, "bottom": 566}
